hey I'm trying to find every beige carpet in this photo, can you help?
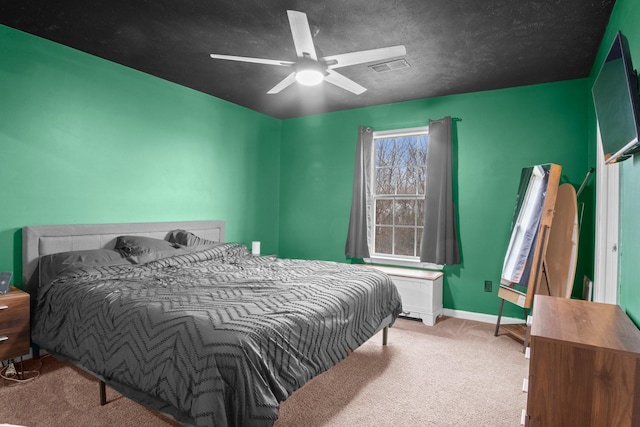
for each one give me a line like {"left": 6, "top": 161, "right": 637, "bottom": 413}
{"left": 0, "top": 317, "right": 528, "bottom": 426}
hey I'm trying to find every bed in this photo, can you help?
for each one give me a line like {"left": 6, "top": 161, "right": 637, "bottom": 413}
{"left": 22, "top": 221, "right": 402, "bottom": 427}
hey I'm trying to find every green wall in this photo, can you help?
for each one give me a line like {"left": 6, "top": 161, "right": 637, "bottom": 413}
{"left": 590, "top": 0, "right": 640, "bottom": 323}
{"left": 0, "top": 25, "right": 281, "bottom": 284}
{"left": 279, "top": 80, "right": 591, "bottom": 318}
{"left": 1, "top": 21, "right": 600, "bottom": 320}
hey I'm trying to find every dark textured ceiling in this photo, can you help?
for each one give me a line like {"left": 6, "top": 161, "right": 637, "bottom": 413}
{"left": 0, "top": 0, "right": 616, "bottom": 119}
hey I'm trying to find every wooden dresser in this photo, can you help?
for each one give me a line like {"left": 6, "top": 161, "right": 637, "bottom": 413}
{"left": 0, "top": 287, "right": 30, "bottom": 361}
{"left": 526, "top": 295, "right": 640, "bottom": 426}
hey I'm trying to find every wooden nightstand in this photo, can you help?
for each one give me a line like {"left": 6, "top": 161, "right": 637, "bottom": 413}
{"left": 0, "top": 287, "right": 30, "bottom": 361}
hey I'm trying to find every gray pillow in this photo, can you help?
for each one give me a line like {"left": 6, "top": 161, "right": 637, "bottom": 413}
{"left": 115, "top": 235, "right": 178, "bottom": 257}
{"left": 166, "top": 229, "right": 217, "bottom": 246}
{"left": 39, "top": 249, "right": 128, "bottom": 285}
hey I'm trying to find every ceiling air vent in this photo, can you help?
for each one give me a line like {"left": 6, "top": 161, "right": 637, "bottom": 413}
{"left": 369, "top": 59, "right": 410, "bottom": 73}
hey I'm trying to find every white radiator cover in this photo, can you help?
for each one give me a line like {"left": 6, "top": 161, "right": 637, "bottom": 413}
{"left": 365, "top": 265, "right": 443, "bottom": 326}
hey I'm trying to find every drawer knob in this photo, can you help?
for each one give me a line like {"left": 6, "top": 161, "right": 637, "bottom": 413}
{"left": 0, "top": 336, "right": 8, "bottom": 342}
{"left": 0, "top": 305, "right": 8, "bottom": 310}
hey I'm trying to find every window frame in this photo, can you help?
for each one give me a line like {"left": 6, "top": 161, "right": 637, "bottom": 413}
{"left": 365, "top": 126, "right": 443, "bottom": 270}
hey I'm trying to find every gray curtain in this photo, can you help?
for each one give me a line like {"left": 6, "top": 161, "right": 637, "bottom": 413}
{"left": 345, "top": 126, "right": 373, "bottom": 259}
{"left": 420, "top": 116, "right": 460, "bottom": 265}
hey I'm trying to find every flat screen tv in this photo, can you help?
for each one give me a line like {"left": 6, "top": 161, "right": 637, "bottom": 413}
{"left": 592, "top": 31, "right": 640, "bottom": 164}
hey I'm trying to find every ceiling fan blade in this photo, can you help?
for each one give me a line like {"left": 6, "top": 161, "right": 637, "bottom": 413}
{"left": 324, "top": 70, "right": 367, "bottom": 95}
{"left": 323, "top": 45, "right": 407, "bottom": 69}
{"left": 209, "top": 53, "right": 294, "bottom": 67}
{"left": 287, "top": 10, "right": 317, "bottom": 60}
{"left": 267, "top": 72, "right": 297, "bottom": 94}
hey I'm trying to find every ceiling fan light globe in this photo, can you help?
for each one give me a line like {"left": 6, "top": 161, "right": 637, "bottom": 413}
{"left": 296, "top": 69, "right": 324, "bottom": 86}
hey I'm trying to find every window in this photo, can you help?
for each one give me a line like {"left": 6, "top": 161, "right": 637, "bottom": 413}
{"left": 370, "top": 126, "right": 429, "bottom": 263}
{"left": 346, "top": 118, "right": 457, "bottom": 267}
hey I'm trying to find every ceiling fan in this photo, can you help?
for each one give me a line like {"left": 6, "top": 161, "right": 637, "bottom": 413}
{"left": 209, "top": 10, "right": 407, "bottom": 95}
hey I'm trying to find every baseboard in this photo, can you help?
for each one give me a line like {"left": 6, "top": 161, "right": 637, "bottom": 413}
{"left": 442, "top": 308, "right": 524, "bottom": 325}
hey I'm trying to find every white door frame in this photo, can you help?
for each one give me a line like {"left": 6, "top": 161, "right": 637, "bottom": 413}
{"left": 593, "top": 125, "right": 619, "bottom": 304}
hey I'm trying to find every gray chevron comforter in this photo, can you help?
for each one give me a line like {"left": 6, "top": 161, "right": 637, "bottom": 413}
{"left": 32, "top": 243, "right": 402, "bottom": 427}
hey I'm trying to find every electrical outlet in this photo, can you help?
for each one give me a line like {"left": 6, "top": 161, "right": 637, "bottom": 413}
{"left": 484, "top": 280, "right": 492, "bottom": 292}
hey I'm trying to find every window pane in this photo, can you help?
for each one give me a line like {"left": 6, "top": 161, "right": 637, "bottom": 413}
{"left": 396, "top": 167, "right": 410, "bottom": 194}
{"left": 387, "top": 168, "right": 402, "bottom": 194}
{"left": 376, "top": 167, "right": 394, "bottom": 195}
{"left": 417, "top": 226, "right": 423, "bottom": 255}
{"left": 375, "top": 199, "right": 393, "bottom": 225}
{"left": 416, "top": 166, "right": 426, "bottom": 195}
{"left": 395, "top": 199, "right": 416, "bottom": 226}
{"left": 417, "top": 199, "right": 425, "bottom": 225}
{"left": 396, "top": 137, "right": 412, "bottom": 166}
{"left": 375, "top": 139, "right": 394, "bottom": 167}
{"left": 399, "top": 167, "right": 423, "bottom": 195}
{"left": 375, "top": 226, "right": 392, "bottom": 254}
{"left": 416, "top": 135, "right": 428, "bottom": 165}
{"left": 394, "top": 227, "right": 416, "bottom": 256}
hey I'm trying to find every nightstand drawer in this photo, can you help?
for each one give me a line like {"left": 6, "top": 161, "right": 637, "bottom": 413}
{"left": 0, "top": 287, "right": 30, "bottom": 360}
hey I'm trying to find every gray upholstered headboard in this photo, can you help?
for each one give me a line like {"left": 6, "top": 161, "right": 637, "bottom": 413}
{"left": 22, "top": 220, "right": 225, "bottom": 295}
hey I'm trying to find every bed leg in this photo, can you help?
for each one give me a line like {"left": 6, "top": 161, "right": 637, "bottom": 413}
{"left": 99, "top": 380, "right": 107, "bottom": 405}
{"left": 382, "top": 326, "right": 388, "bottom": 346}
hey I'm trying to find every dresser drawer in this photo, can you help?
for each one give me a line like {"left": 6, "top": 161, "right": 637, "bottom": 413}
{"left": 0, "top": 287, "right": 30, "bottom": 360}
